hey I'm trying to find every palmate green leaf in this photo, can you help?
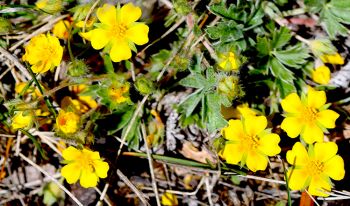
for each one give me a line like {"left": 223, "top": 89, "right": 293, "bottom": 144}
{"left": 273, "top": 44, "right": 309, "bottom": 68}
{"left": 321, "top": 9, "right": 349, "bottom": 39}
{"left": 205, "top": 93, "right": 227, "bottom": 133}
{"left": 209, "top": 3, "right": 247, "bottom": 21}
{"left": 122, "top": 116, "right": 141, "bottom": 150}
{"left": 304, "top": 0, "right": 326, "bottom": 13}
{"left": 268, "top": 58, "right": 295, "bottom": 83}
{"left": 329, "top": 0, "right": 350, "bottom": 23}
{"left": 256, "top": 36, "right": 271, "bottom": 56}
{"left": 180, "top": 90, "right": 203, "bottom": 117}
{"left": 276, "top": 79, "right": 296, "bottom": 99}
{"left": 179, "top": 73, "right": 207, "bottom": 89}
{"left": 206, "top": 21, "right": 244, "bottom": 42}
{"left": 271, "top": 27, "right": 292, "bottom": 49}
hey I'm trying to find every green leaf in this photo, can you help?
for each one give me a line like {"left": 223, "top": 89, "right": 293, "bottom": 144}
{"left": 271, "top": 27, "right": 292, "bottom": 49}
{"left": 268, "top": 58, "right": 295, "bottom": 83}
{"left": 304, "top": 0, "right": 326, "bottom": 12}
{"left": 209, "top": 4, "right": 247, "bottom": 21}
{"left": 276, "top": 79, "right": 296, "bottom": 98}
{"left": 180, "top": 90, "right": 203, "bottom": 117}
{"left": 122, "top": 117, "right": 141, "bottom": 150}
{"left": 179, "top": 73, "right": 207, "bottom": 89}
{"left": 205, "top": 93, "right": 227, "bottom": 133}
{"left": 206, "top": 21, "right": 244, "bottom": 42}
{"left": 256, "top": 36, "right": 271, "bottom": 56}
{"left": 273, "top": 44, "right": 309, "bottom": 68}
{"left": 321, "top": 9, "right": 348, "bottom": 39}
{"left": 107, "top": 107, "right": 135, "bottom": 135}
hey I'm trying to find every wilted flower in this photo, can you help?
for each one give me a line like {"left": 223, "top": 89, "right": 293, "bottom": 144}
{"left": 221, "top": 115, "right": 281, "bottom": 172}
{"left": 312, "top": 65, "right": 331, "bottom": 85}
{"left": 61, "top": 146, "right": 109, "bottom": 188}
{"left": 22, "top": 34, "right": 63, "bottom": 74}
{"left": 80, "top": 3, "right": 149, "bottom": 62}
{"left": 12, "top": 111, "right": 33, "bottom": 130}
{"left": 286, "top": 142, "right": 345, "bottom": 197}
{"left": 56, "top": 110, "right": 80, "bottom": 134}
{"left": 35, "top": 0, "right": 63, "bottom": 13}
{"left": 281, "top": 87, "right": 339, "bottom": 144}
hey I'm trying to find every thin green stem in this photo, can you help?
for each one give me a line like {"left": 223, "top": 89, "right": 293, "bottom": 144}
{"left": 281, "top": 159, "right": 292, "bottom": 206}
{"left": 20, "top": 129, "right": 48, "bottom": 160}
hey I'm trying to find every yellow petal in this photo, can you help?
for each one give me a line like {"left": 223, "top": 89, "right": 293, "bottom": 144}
{"left": 221, "top": 119, "right": 244, "bottom": 141}
{"left": 79, "top": 170, "right": 98, "bottom": 188}
{"left": 258, "top": 133, "right": 281, "bottom": 156}
{"left": 316, "top": 110, "right": 339, "bottom": 129}
{"left": 126, "top": 23, "right": 149, "bottom": 45}
{"left": 308, "top": 176, "right": 332, "bottom": 197}
{"left": 324, "top": 155, "right": 345, "bottom": 181}
{"left": 287, "top": 169, "right": 309, "bottom": 190}
{"left": 94, "top": 160, "right": 109, "bottom": 178}
{"left": 120, "top": 3, "right": 141, "bottom": 25}
{"left": 320, "top": 53, "right": 344, "bottom": 65}
{"left": 244, "top": 116, "right": 267, "bottom": 137}
{"left": 246, "top": 151, "right": 268, "bottom": 172}
{"left": 109, "top": 41, "right": 132, "bottom": 62}
{"left": 281, "top": 93, "right": 303, "bottom": 113}
{"left": 286, "top": 142, "right": 309, "bottom": 166}
{"left": 90, "top": 29, "right": 111, "bottom": 50}
{"left": 312, "top": 65, "right": 331, "bottom": 85}
{"left": 222, "top": 143, "right": 243, "bottom": 165}
{"left": 314, "top": 142, "right": 338, "bottom": 162}
{"left": 97, "top": 4, "right": 117, "bottom": 25}
{"left": 82, "top": 148, "right": 100, "bottom": 160}
{"left": 301, "top": 123, "right": 323, "bottom": 144}
{"left": 161, "top": 192, "right": 179, "bottom": 206}
{"left": 281, "top": 117, "right": 303, "bottom": 138}
{"left": 61, "top": 163, "right": 81, "bottom": 184}
{"left": 79, "top": 30, "right": 93, "bottom": 41}
{"left": 307, "top": 87, "right": 326, "bottom": 109}
{"left": 62, "top": 146, "right": 80, "bottom": 161}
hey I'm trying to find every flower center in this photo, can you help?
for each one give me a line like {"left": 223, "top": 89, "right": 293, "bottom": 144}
{"left": 242, "top": 134, "right": 259, "bottom": 149}
{"left": 110, "top": 23, "right": 127, "bottom": 40}
{"left": 307, "top": 160, "right": 324, "bottom": 176}
{"left": 303, "top": 107, "right": 317, "bottom": 123}
{"left": 58, "top": 116, "right": 67, "bottom": 126}
{"left": 79, "top": 154, "right": 95, "bottom": 172}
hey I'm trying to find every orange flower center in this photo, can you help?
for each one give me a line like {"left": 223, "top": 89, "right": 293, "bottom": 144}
{"left": 110, "top": 23, "right": 127, "bottom": 40}
{"left": 58, "top": 116, "right": 67, "bottom": 126}
{"left": 303, "top": 107, "right": 318, "bottom": 123}
{"left": 242, "top": 134, "right": 259, "bottom": 149}
{"left": 307, "top": 160, "right": 324, "bottom": 176}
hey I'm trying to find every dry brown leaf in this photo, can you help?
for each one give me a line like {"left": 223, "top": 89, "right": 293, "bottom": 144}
{"left": 179, "top": 141, "right": 217, "bottom": 164}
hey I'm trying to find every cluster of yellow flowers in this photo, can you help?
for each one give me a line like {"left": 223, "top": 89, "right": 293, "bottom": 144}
{"left": 11, "top": 2, "right": 149, "bottom": 188}
{"left": 221, "top": 87, "right": 344, "bottom": 196}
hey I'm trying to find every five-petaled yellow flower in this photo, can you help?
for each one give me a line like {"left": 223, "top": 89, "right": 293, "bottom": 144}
{"left": 281, "top": 87, "right": 339, "bottom": 144}
{"left": 12, "top": 111, "right": 34, "bottom": 130}
{"left": 312, "top": 65, "right": 331, "bottom": 85}
{"left": 80, "top": 3, "right": 149, "bottom": 62}
{"left": 22, "top": 34, "right": 63, "bottom": 74}
{"left": 56, "top": 110, "right": 80, "bottom": 134}
{"left": 221, "top": 115, "right": 281, "bottom": 172}
{"left": 61, "top": 146, "right": 109, "bottom": 188}
{"left": 286, "top": 142, "right": 344, "bottom": 197}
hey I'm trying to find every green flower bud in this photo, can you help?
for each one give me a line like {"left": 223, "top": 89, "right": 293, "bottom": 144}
{"left": 135, "top": 76, "right": 155, "bottom": 95}
{"left": 36, "top": 0, "right": 63, "bottom": 14}
{"left": 0, "top": 17, "right": 12, "bottom": 34}
{"left": 68, "top": 59, "right": 88, "bottom": 77}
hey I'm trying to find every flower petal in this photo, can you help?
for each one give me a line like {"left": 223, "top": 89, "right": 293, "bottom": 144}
{"left": 90, "top": 29, "right": 111, "bottom": 50}
{"left": 307, "top": 87, "right": 326, "bottom": 109}
{"left": 94, "top": 160, "right": 109, "bottom": 178}
{"left": 314, "top": 142, "right": 338, "bottom": 162}
{"left": 281, "top": 117, "right": 303, "bottom": 138}
{"left": 286, "top": 142, "right": 309, "bottom": 166}
{"left": 246, "top": 151, "right": 268, "bottom": 172}
{"left": 287, "top": 169, "right": 309, "bottom": 190}
{"left": 79, "top": 170, "right": 99, "bottom": 188}
{"left": 126, "top": 23, "right": 149, "bottom": 45}
{"left": 222, "top": 143, "right": 243, "bottom": 165}
{"left": 221, "top": 119, "right": 244, "bottom": 141}
{"left": 316, "top": 110, "right": 339, "bottom": 129}
{"left": 109, "top": 41, "right": 132, "bottom": 62}
{"left": 62, "top": 146, "right": 81, "bottom": 161}
{"left": 244, "top": 116, "right": 267, "bottom": 137}
{"left": 97, "top": 4, "right": 117, "bottom": 25}
{"left": 308, "top": 176, "right": 332, "bottom": 197}
{"left": 120, "top": 3, "right": 141, "bottom": 25}
{"left": 61, "top": 163, "right": 81, "bottom": 184}
{"left": 324, "top": 155, "right": 345, "bottom": 181}
{"left": 258, "top": 133, "right": 281, "bottom": 156}
{"left": 301, "top": 123, "right": 324, "bottom": 144}
{"left": 281, "top": 93, "right": 303, "bottom": 113}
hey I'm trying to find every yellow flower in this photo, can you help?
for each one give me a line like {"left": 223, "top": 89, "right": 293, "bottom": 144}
{"left": 221, "top": 116, "right": 281, "bottom": 172}
{"left": 320, "top": 53, "right": 344, "bottom": 65}
{"left": 22, "top": 34, "right": 63, "bottom": 74}
{"left": 12, "top": 111, "right": 34, "bottom": 130}
{"left": 52, "top": 20, "right": 70, "bottom": 39}
{"left": 312, "top": 65, "right": 331, "bottom": 85}
{"left": 161, "top": 192, "right": 178, "bottom": 206}
{"left": 61, "top": 146, "right": 109, "bottom": 188}
{"left": 56, "top": 110, "right": 80, "bottom": 134}
{"left": 218, "top": 52, "right": 240, "bottom": 71}
{"left": 281, "top": 87, "right": 339, "bottom": 144}
{"left": 75, "top": 18, "right": 95, "bottom": 28}
{"left": 237, "top": 104, "right": 256, "bottom": 118}
{"left": 108, "top": 84, "right": 130, "bottom": 104}
{"left": 80, "top": 3, "right": 149, "bottom": 62}
{"left": 286, "top": 142, "right": 345, "bottom": 197}
{"left": 15, "top": 82, "right": 42, "bottom": 98}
